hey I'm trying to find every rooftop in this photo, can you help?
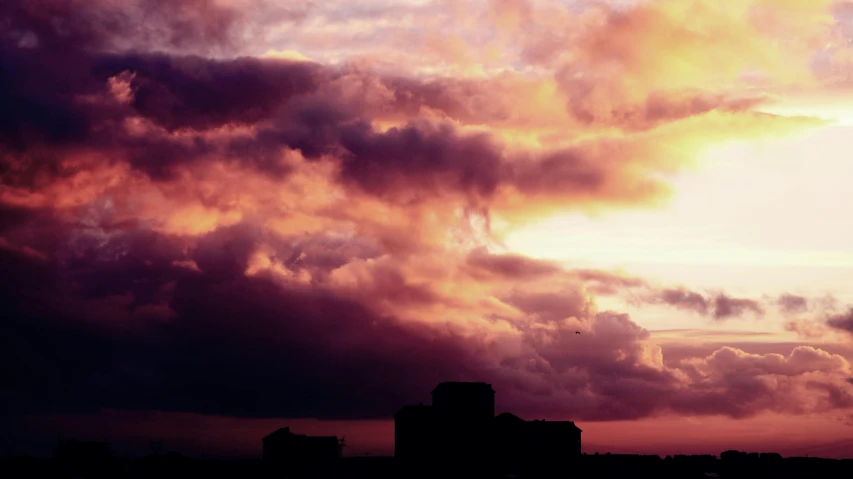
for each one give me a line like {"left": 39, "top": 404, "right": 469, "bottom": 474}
{"left": 263, "top": 428, "right": 339, "bottom": 442}
{"left": 431, "top": 382, "right": 495, "bottom": 394}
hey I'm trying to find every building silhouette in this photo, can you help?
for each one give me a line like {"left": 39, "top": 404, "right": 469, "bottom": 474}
{"left": 493, "top": 413, "right": 582, "bottom": 472}
{"left": 262, "top": 427, "right": 343, "bottom": 476}
{"left": 53, "top": 439, "right": 113, "bottom": 478}
{"left": 394, "top": 403, "right": 443, "bottom": 461}
{"left": 395, "top": 381, "right": 582, "bottom": 474}
{"left": 396, "top": 382, "right": 496, "bottom": 468}
{"left": 431, "top": 381, "right": 495, "bottom": 419}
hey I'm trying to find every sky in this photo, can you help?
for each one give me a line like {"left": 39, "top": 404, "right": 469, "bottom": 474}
{"left": 2, "top": 0, "right": 853, "bottom": 460}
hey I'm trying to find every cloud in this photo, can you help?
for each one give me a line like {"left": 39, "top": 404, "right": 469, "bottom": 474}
{"left": 783, "top": 303, "right": 853, "bottom": 341}
{"left": 827, "top": 308, "right": 853, "bottom": 336}
{"left": 655, "top": 288, "right": 712, "bottom": 315}
{"left": 713, "top": 294, "right": 766, "bottom": 320}
{"left": 463, "top": 249, "right": 562, "bottom": 281}
{"left": 671, "top": 346, "right": 853, "bottom": 418}
{"left": 1, "top": 34, "right": 677, "bottom": 216}
{"left": 778, "top": 293, "right": 809, "bottom": 314}
{"left": 632, "top": 287, "right": 765, "bottom": 320}
{"left": 785, "top": 318, "right": 832, "bottom": 340}
{"left": 3, "top": 234, "right": 852, "bottom": 423}
{"left": 1, "top": 0, "right": 850, "bottom": 436}
{"left": 0, "top": 227, "right": 483, "bottom": 419}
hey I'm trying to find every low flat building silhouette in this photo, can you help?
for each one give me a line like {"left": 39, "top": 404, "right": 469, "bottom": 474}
{"left": 262, "top": 427, "right": 342, "bottom": 469}
{"left": 493, "top": 413, "right": 582, "bottom": 472}
{"left": 395, "top": 382, "right": 582, "bottom": 474}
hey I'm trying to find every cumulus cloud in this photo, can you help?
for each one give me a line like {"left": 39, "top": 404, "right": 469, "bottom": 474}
{"left": 1, "top": 0, "right": 851, "bottom": 433}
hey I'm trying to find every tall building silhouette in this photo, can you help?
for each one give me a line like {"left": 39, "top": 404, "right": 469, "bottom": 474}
{"left": 431, "top": 382, "right": 495, "bottom": 419}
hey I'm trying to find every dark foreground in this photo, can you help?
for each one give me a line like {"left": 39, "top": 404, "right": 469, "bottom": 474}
{"left": 4, "top": 452, "right": 853, "bottom": 479}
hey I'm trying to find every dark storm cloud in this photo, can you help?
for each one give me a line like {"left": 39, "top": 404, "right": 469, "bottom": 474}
{"left": 2, "top": 221, "right": 852, "bottom": 424}
{"left": 0, "top": 223, "right": 481, "bottom": 420}
{"left": 92, "top": 53, "right": 328, "bottom": 132}
{"left": 1, "top": 0, "right": 651, "bottom": 202}
{"left": 335, "top": 120, "right": 506, "bottom": 197}
{"left": 1, "top": 0, "right": 496, "bottom": 189}
{"left": 2, "top": 0, "right": 676, "bottom": 224}
{"left": 0, "top": 0, "right": 246, "bottom": 182}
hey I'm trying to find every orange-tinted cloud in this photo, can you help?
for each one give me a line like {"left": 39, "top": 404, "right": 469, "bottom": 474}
{"left": 782, "top": 301, "right": 853, "bottom": 341}
{"left": 785, "top": 318, "right": 833, "bottom": 340}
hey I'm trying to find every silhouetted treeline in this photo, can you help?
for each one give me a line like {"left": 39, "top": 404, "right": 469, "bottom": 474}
{"left": 3, "top": 447, "right": 853, "bottom": 479}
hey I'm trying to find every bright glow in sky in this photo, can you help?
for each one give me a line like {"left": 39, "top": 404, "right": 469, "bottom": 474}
{"left": 505, "top": 123, "right": 853, "bottom": 330}
{"left": 506, "top": 124, "right": 853, "bottom": 277}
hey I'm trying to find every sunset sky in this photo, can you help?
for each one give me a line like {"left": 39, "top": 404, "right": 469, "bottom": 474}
{"left": 3, "top": 0, "right": 853, "bottom": 460}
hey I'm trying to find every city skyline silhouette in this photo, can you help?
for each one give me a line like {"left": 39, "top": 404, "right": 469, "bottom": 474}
{"left": 5, "top": 381, "right": 853, "bottom": 478}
